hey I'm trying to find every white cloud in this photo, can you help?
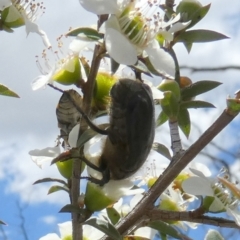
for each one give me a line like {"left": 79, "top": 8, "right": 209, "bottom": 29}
{"left": 40, "top": 215, "right": 58, "bottom": 225}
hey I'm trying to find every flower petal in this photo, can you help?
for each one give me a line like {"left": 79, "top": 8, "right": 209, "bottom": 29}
{"left": 68, "top": 123, "right": 80, "bottom": 148}
{"left": 105, "top": 28, "right": 138, "bottom": 65}
{"left": 23, "top": 15, "right": 51, "bottom": 48}
{"left": 29, "top": 146, "right": 61, "bottom": 168}
{"left": 79, "top": 0, "right": 119, "bottom": 15}
{"left": 58, "top": 221, "right": 72, "bottom": 238}
{"left": 182, "top": 177, "right": 213, "bottom": 196}
{"left": 69, "top": 36, "right": 93, "bottom": 54}
{"left": 146, "top": 41, "right": 175, "bottom": 78}
{"left": 39, "top": 233, "right": 60, "bottom": 240}
{"left": 31, "top": 68, "right": 54, "bottom": 90}
{"left": 169, "top": 21, "right": 191, "bottom": 34}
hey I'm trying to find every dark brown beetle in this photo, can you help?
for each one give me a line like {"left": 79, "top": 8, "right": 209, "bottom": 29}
{"left": 55, "top": 79, "right": 155, "bottom": 185}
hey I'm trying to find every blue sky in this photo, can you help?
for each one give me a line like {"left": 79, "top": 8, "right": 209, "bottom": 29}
{"left": 1, "top": 0, "right": 240, "bottom": 239}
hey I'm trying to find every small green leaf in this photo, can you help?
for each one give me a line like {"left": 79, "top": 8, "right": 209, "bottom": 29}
{"left": 156, "top": 111, "right": 169, "bottom": 127}
{"left": 160, "top": 91, "right": 179, "bottom": 120}
{"left": 106, "top": 207, "right": 121, "bottom": 225}
{"left": 110, "top": 58, "right": 120, "bottom": 75}
{"left": 131, "top": 60, "right": 152, "bottom": 77}
{"left": 152, "top": 142, "right": 171, "bottom": 160}
{"left": 204, "top": 229, "right": 225, "bottom": 240}
{"left": 186, "top": 4, "right": 211, "bottom": 29}
{"left": 148, "top": 220, "right": 182, "bottom": 239}
{"left": 33, "top": 178, "right": 67, "bottom": 185}
{"left": 77, "top": 123, "right": 109, "bottom": 148}
{"left": 0, "top": 84, "right": 19, "bottom": 98}
{"left": 59, "top": 204, "right": 88, "bottom": 214}
{"left": 183, "top": 41, "right": 192, "bottom": 53}
{"left": 0, "top": 220, "right": 7, "bottom": 225}
{"left": 181, "top": 100, "right": 215, "bottom": 109}
{"left": 66, "top": 27, "right": 103, "bottom": 40}
{"left": 178, "top": 108, "right": 190, "bottom": 138}
{"left": 48, "top": 185, "right": 69, "bottom": 194}
{"left": 84, "top": 218, "right": 122, "bottom": 240}
{"left": 181, "top": 80, "right": 222, "bottom": 101}
{"left": 175, "top": 29, "right": 229, "bottom": 43}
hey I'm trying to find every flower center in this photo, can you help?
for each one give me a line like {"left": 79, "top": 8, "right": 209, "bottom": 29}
{"left": 117, "top": 0, "right": 162, "bottom": 48}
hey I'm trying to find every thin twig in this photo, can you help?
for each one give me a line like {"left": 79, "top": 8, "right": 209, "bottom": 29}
{"left": 180, "top": 65, "right": 240, "bottom": 72}
{"left": 148, "top": 209, "right": 240, "bottom": 229}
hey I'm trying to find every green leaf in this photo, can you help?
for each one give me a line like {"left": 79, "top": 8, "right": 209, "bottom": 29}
{"left": 160, "top": 91, "right": 179, "bottom": 120}
{"left": 77, "top": 123, "right": 109, "bottom": 148}
{"left": 175, "top": 29, "right": 229, "bottom": 43}
{"left": 181, "top": 80, "right": 222, "bottom": 101}
{"left": 186, "top": 4, "right": 211, "bottom": 29}
{"left": 33, "top": 178, "right": 67, "bottom": 185}
{"left": 176, "top": 2, "right": 211, "bottom": 31}
{"left": 59, "top": 204, "right": 88, "bottom": 215}
{"left": 156, "top": 111, "right": 169, "bottom": 127}
{"left": 181, "top": 100, "right": 215, "bottom": 109}
{"left": 183, "top": 41, "right": 193, "bottom": 53}
{"left": 148, "top": 220, "right": 182, "bottom": 239}
{"left": 152, "top": 142, "right": 171, "bottom": 160}
{"left": 48, "top": 185, "right": 69, "bottom": 194}
{"left": 106, "top": 207, "right": 121, "bottom": 225}
{"left": 84, "top": 218, "right": 122, "bottom": 240}
{"left": 0, "top": 220, "right": 7, "bottom": 225}
{"left": 131, "top": 60, "right": 152, "bottom": 77}
{"left": 110, "top": 58, "right": 120, "bottom": 75}
{"left": 178, "top": 108, "right": 190, "bottom": 138}
{"left": 66, "top": 27, "right": 103, "bottom": 40}
{"left": 0, "top": 84, "right": 19, "bottom": 98}
{"left": 124, "top": 236, "right": 150, "bottom": 240}
{"left": 204, "top": 230, "right": 225, "bottom": 240}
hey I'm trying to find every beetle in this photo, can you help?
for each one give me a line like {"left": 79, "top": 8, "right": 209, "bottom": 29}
{"left": 54, "top": 78, "right": 155, "bottom": 185}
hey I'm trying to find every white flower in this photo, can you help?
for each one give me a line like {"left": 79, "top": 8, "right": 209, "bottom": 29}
{"left": 182, "top": 168, "right": 240, "bottom": 225}
{"left": 39, "top": 221, "right": 105, "bottom": 240}
{"left": 1, "top": 0, "right": 50, "bottom": 47}
{"left": 157, "top": 14, "right": 191, "bottom": 44}
{"left": 29, "top": 146, "right": 61, "bottom": 168}
{"left": 32, "top": 40, "right": 82, "bottom": 90}
{"left": 29, "top": 124, "right": 80, "bottom": 168}
{"left": 39, "top": 221, "right": 72, "bottom": 240}
{"left": 84, "top": 134, "right": 144, "bottom": 199}
{"left": 79, "top": 0, "right": 176, "bottom": 78}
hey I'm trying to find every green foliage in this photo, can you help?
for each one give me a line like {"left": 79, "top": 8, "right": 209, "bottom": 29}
{"left": 0, "top": 84, "right": 19, "bottom": 98}
{"left": 48, "top": 185, "right": 69, "bottom": 194}
{"left": 83, "top": 218, "right": 122, "bottom": 240}
{"left": 178, "top": 108, "right": 191, "bottom": 138}
{"left": 66, "top": 27, "right": 103, "bottom": 40}
{"left": 152, "top": 142, "right": 172, "bottom": 160}
{"left": 181, "top": 80, "right": 222, "bottom": 101}
{"left": 156, "top": 111, "right": 168, "bottom": 127}
{"left": 106, "top": 207, "right": 121, "bottom": 225}
{"left": 148, "top": 220, "right": 183, "bottom": 239}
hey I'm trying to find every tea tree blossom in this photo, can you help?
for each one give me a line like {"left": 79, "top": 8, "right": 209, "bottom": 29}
{"left": 32, "top": 39, "right": 83, "bottom": 90}
{"left": 182, "top": 168, "right": 240, "bottom": 226}
{"left": 0, "top": 0, "right": 50, "bottom": 47}
{"left": 39, "top": 221, "right": 104, "bottom": 240}
{"left": 79, "top": 0, "right": 177, "bottom": 78}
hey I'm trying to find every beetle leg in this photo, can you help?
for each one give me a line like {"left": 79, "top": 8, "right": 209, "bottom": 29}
{"left": 64, "top": 91, "right": 108, "bottom": 135}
